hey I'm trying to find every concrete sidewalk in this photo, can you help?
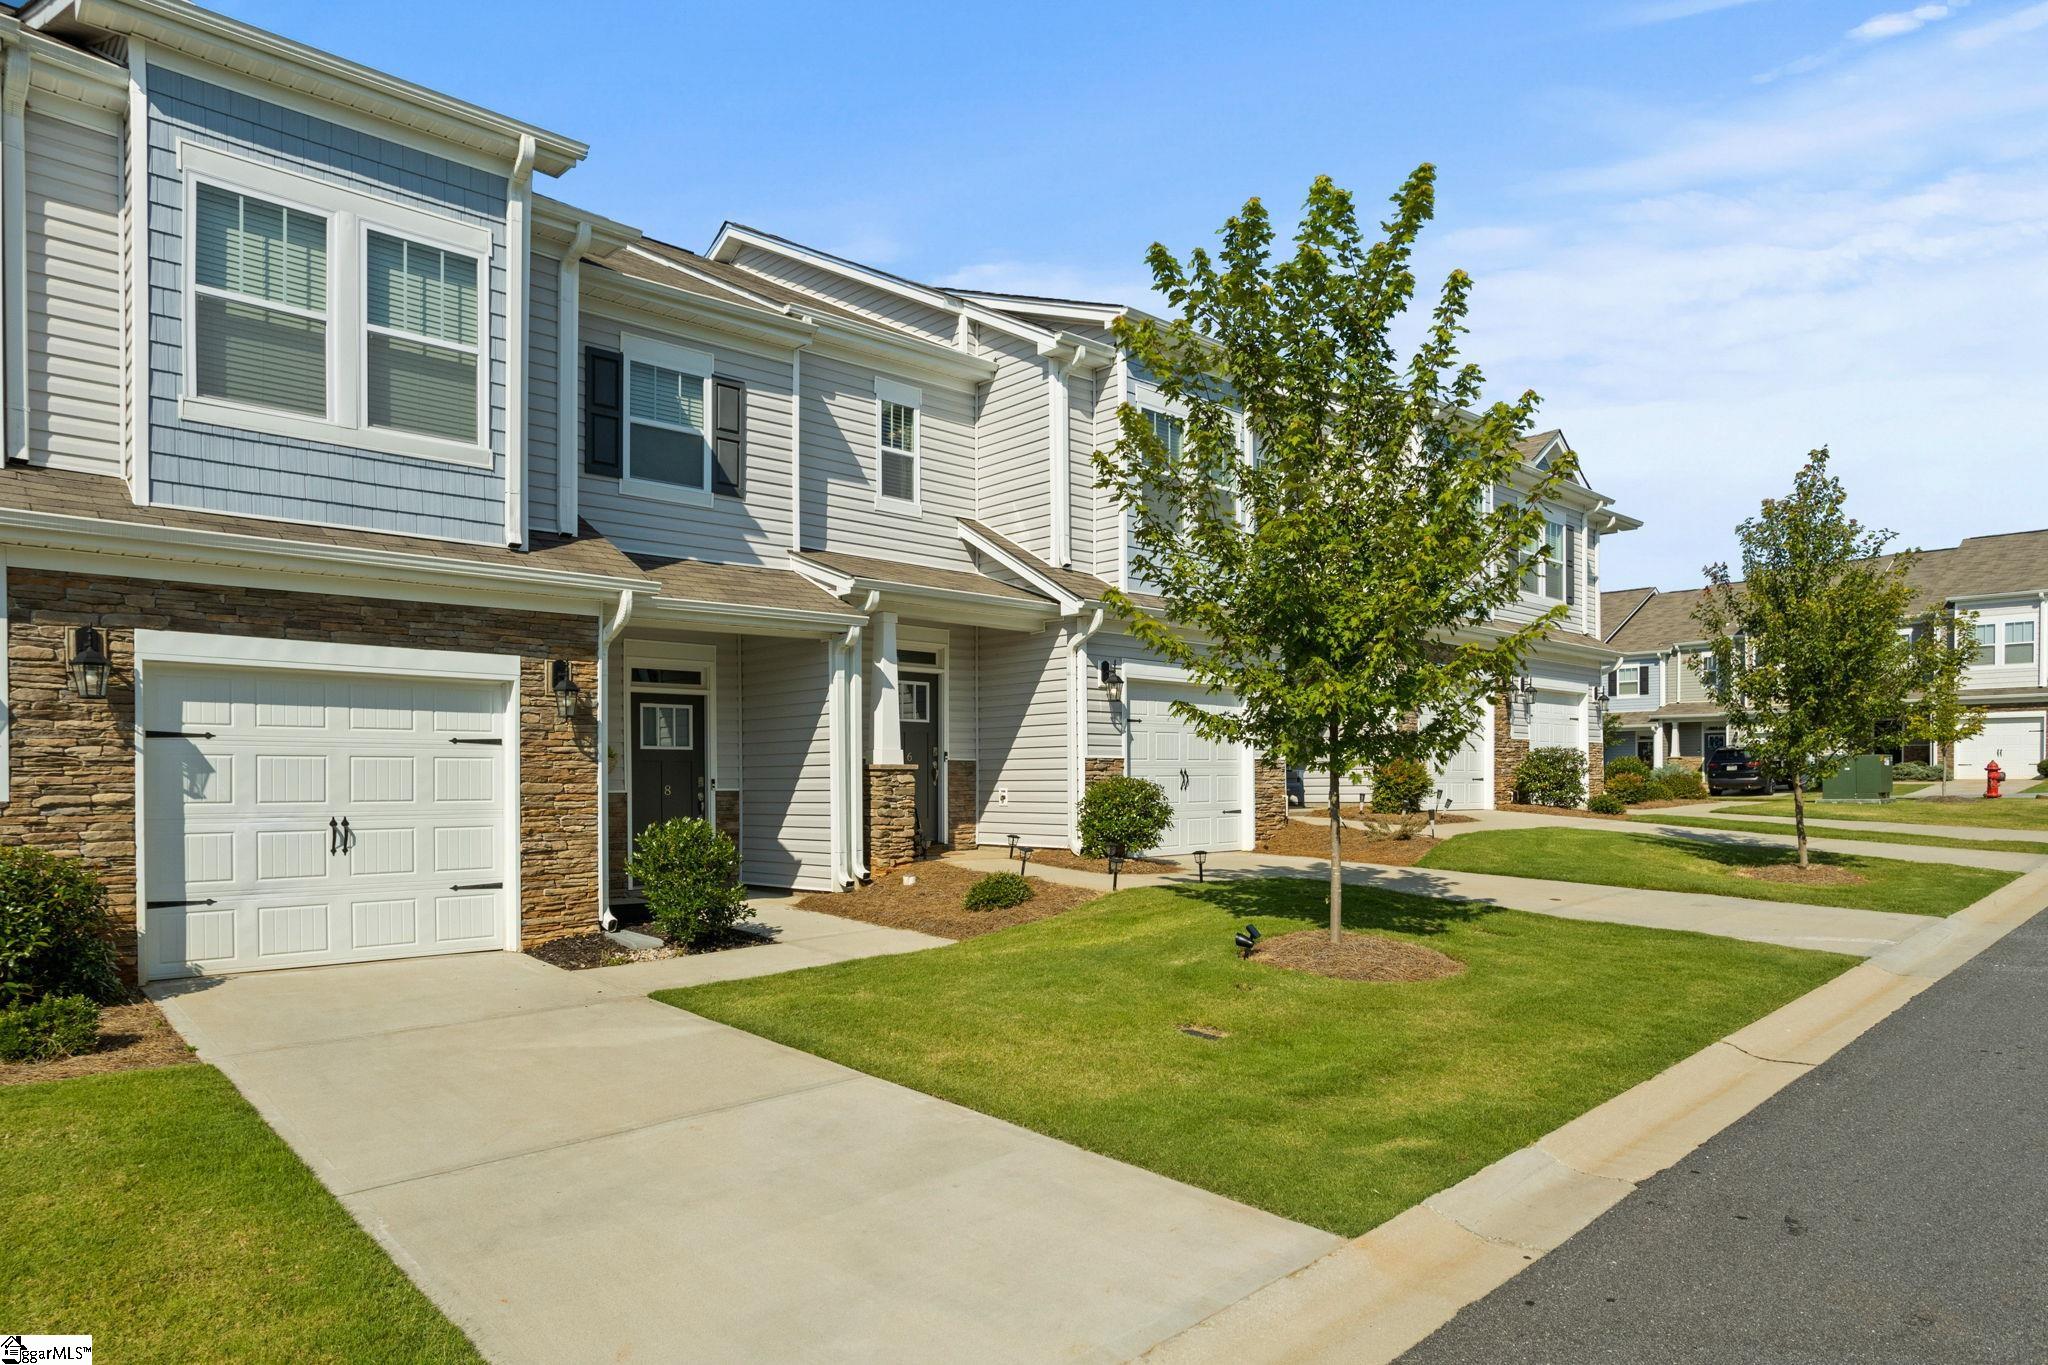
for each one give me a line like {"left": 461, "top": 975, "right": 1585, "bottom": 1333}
{"left": 154, "top": 901, "right": 1335, "bottom": 1365}
{"left": 948, "top": 848, "right": 1933, "bottom": 957}
{"left": 1671, "top": 803, "right": 2048, "bottom": 846}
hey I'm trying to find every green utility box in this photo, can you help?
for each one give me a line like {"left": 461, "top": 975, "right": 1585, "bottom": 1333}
{"left": 1821, "top": 754, "right": 1895, "bottom": 802}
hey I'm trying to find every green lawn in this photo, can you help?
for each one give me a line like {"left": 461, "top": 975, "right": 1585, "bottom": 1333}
{"left": 1420, "top": 827, "right": 2013, "bottom": 915}
{"left": 660, "top": 880, "right": 1850, "bottom": 1237}
{"left": 1893, "top": 782, "right": 1930, "bottom": 794}
{"left": 1720, "top": 797, "right": 2048, "bottom": 831}
{"left": 0, "top": 1066, "right": 479, "bottom": 1362}
{"left": 1629, "top": 813, "right": 2048, "bottom": 856}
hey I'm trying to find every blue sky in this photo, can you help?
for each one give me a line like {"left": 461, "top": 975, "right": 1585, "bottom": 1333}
{"left": 230, "top": 0, "right": 2048, "bottom": 591}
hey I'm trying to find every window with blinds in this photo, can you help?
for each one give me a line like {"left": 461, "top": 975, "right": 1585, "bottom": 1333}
{"left": 192, "top": 183, "right": 328, "bottom": 416}
{"left": 628, "top": 360, "right": 709, "bottom": 490}
{"left": 365, "top": 231, "right": 480, "bottom": 443}
{"left": 880, "top": 399, "right": 917, "bottom": 502}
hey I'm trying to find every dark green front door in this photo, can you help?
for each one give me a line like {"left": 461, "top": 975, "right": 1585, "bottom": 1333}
{"left": 631, "top": 694, "right": 706, "bottom": 844}
{"left": 900, "top": 672, "right": 942, "bottom": 846}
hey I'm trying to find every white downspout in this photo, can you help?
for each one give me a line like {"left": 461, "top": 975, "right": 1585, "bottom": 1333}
{"left": 1, "top": 42, "right": 29, "bottom": 469}
{"left": 788, "top": 330, "right": 811, "bottom": 553}
{"left": 1067, "top": 607, "right": 1105, "bottom": 852}
{"left": 839, "top": 590, "right": 880, "bottom": 885}
{"left": 554, "top": 219, "right": 591, "bottom": 537}
{"left": 124, "top": 40, "right": 150, "bottom": 501}
{"left": 503, "top": 135, "right": 536, "bottom": 547}
{"left": 1046, "top": 355, "right": 1070, "bottom": 566}
{"left": 595, "top": 587, "right": 634, "bottom": 931}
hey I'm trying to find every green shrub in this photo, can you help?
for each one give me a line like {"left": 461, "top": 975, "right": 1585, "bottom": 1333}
{"left": 1369, "top": 758, "right": 1434, "bottom": 814}
{"left": 1513, "top": 746, "right": 1588, "bottom": 807}
{"left": 1587, "top": 792, "right": 1628, "bottom": 815}
{"left": 624, "top": 818, "right": 753, "bottom": 946}
{"left": 0, "top": 993, "right": 101, "bottom": 1063}
{"left": 1077, "top": 775, "right": 1174, "bottom": 857}
{"left": 1651, "top": 765, "right": 1707, "bottom": 800}
{"left": 2035, "top": 758, "right": 2047, "bottom": 780}
{"left": 1604, "top": 771, "right": 1650, "bottom": 804}
{"left": 0, "top": 845, "right": 122, "bottom": 1009}
{"left": 1606, "top": 755, "right": 1652, "bottom": 780}
{"left": 1890, "top": 761, "right": 1944, "bottom": 782}
{"left": 963, "top": 872, "right": 1034, "bottom": 911}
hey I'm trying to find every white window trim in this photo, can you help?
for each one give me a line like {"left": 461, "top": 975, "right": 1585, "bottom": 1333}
{"left": 899, "top": 678, "right": 932, "bottom": 723}
{"left": 2002, "top": 619, "right": 2036, "bottom": 665}
{"left": 637, "top": 700, "right": 697, "bottom": 751}
{"left": 874, "top": 375, "right": 922, "bottom": 513}
{"left": 620, "top": 335, "right": 715, "bottom": 507}
{"left": 175, "top": 139, "right": 494, "bottom": 470}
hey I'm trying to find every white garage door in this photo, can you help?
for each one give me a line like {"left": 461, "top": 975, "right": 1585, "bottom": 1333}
{"left": 1955, "top": 713, "right": 2045, "bottom": 780}
{"left": 142, "top": 666, "right": 512, "bottom": 979}
{"left": 1127, "top": 682, "right": 1246, "bottom": 855}
{"left": 1530, "top": 690, "right": 1583, "bottom": 749}
{"left": 1431, "top": 709, "right": 1492, "bottom": 812}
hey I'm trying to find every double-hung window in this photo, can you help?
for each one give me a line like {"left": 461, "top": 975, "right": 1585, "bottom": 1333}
{"left": 875, "top": 378, "right": 922, "bottom": 508}
{"left": 1525, "top": 519, "right": 1567, "bottom": 600}
{"left": 179, "top": 141, "right": 493, "bottom": 467}
{"left": 365, "top": 232, "right": 479, "bottom": 443}
{"left": 622, "top": 339, "right": 713, "bottom": 502}
{"left": 2005, "top": 620, "right": 2036, "bottom": 665}
{"left": 1971, "top": 623, "right": 1998, "bottom": 666}
{"left": 192, "top": 182, "right": 329, "bottom": 417}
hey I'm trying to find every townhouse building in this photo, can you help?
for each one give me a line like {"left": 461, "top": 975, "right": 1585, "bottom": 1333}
{"left": 0, "top": 0, "right": 1633, "bottom": 985}
{"left": 1602, "top": 527, "right": 2048, "bottom": 777}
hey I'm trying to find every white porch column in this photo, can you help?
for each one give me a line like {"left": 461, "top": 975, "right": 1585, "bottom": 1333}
{"left": 871, "top": 609, "right": 902, "bottom": 764}
{"left": 1652, "top": 722, "right": 1668, "bottom": 768}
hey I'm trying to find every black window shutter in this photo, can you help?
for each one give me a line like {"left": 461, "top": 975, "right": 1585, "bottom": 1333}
{"left": 1607, "top": 670, "right": 1618, "bottom": 695}
{"left": 1638, "top": 664, "right": 1650, "bottom": 695}
{"left": 1565, "top": 527, "right": 1577, "bottom": 605}
{"left": 712, "top": 376, "right": 745, "bottom": 497}
{"left": 584, "top": 347, "right": 622, "bottom": 477}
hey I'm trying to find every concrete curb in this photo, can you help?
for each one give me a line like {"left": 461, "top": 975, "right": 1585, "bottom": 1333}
{"left": 1139, "top": 867, "right": 2048, "bottom": 1364}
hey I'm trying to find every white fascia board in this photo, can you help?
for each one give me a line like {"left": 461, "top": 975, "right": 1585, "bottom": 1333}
{"left": 786, "top": 554, "right": 855, "bottom": 597}
{"left": 952, "top": 293, "right": 1128, "bottom": 327}
{"left": 1451, "top": 621, "right": 1621, "bottom": 665}
{"left": 708, "top": 223, "right": 959, "bottom": 314}
{"left": 14, "top": 24, "right": 126, "bottom": 114}
{"left": 533, "top": 194, "right": 640, "bottom": 256}
{"left": 957, "top": 522, "right": 1084, "bottom": 613}
{"left": 52, "top": 0, "right": 587, "bottom": 175}
{"left": 0, "top": 505, "right": 653, "bottom": 603}
{"left": 625, "top": 245, "right": 791, "bottom": 313}
{"left": 632, "top": 596, "right": 858, "bottom": 637}
{"left": 807, "top": 317, "right": 996, "bottom": 386}
{"left": 582, "top": 268, "right": 816, "bottom": 352}
{"left": 135, "top": 628, "right": 521, "bottom": 680}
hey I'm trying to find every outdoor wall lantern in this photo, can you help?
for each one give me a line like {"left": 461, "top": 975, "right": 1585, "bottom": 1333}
{"left": 1591, "top": 684, "right": 1609, "bottom": 724}
{"left": 1513, "top": 674, "right": 1537, "bottom": 701}
{"left": 1193, "top": 849, "right": 1209, "bottom": 882}
{"left": 549, "top": 658, "right": 581, "bottom": 720}
{"left": 1098, "top": 658, "right": 1124, "bottom": 702}
{"left": 68, "top": 626, "right": 110, "bottom": 701}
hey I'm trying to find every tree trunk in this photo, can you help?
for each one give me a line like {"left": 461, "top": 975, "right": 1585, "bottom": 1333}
{"left": 1792, "top": 774, "right": 1810, "bottom": 869}
{"left": 1328, "top": 752, "right": 1344, "bottom": 945}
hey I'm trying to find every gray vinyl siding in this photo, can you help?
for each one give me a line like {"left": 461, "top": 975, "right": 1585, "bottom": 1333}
{"left": 740, "top": 635, "right": 835, "bottom": 890}
{"left": 859, "top": 622, "right": 976, "bottom": 762}
{"left": 526, "top": 249, "right": 560, "bottom": 534}
{"left": 1606, "top": 657, "right": 1661, "bottom": 713}
{"left": 145, "top": 66, "right": 509, "bottom": 542}
{"left": 25, "top": 105, "right": 124, "bottom": 476}
{"left": 972, "top": 327, "right": 1051, "bottom": 559}
{"left": 576, "top": 308, "right": 793, "bottom": 562}
{"left": 1673, "top": 647, "right": 1712, "bottom": 703}
{"left": 975, "top": 623, "right": 1068, "bottom": 848}
{"left": 729, "top": 243, "right": 956, "bottom": 347}
{"left": 799, "top": 348, "right": 979, "bottom": 570}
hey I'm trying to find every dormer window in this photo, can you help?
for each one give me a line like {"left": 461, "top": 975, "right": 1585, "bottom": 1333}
{"left": 876, "top": 378, "right": 922, "bottom": 509}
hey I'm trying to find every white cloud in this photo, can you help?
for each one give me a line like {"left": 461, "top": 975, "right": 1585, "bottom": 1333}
{"left": 1611, "top": 0, "right": 1774, "bottom": 26}
{"left": 1850, "top": 3, "right": 1962, "bottom": 41}
{"left": 1444, "top": 5, "right": 2048, "bottom": 587}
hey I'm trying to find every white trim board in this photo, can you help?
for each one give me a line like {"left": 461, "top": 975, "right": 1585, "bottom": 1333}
{"left": 133, "top": 629, "right": 522, "bottom": 680}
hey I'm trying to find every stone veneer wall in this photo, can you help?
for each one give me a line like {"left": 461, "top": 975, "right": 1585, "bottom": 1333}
{"left": 865, "top": 763, "right": 917, "bottom": 873}
{"left": 946, "top": 759, "right": 977, "bottom": 848}
{"left": 1084, "top": 756, "right": 1125, "bottom": 786}
{"left": 1492, "top": 694, "right": 1529, "bottom": 805}
{"left": 0, "top": 568, "right": 601, "bottom": 968}
{"left": 1255, "top": 760, "right": 1288, "bottom": 842}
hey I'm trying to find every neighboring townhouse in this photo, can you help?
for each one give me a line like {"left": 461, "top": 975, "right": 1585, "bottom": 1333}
{"left": 0, "top": 0, "right": 1637, "bottom": 988}
{"left": 1601, "top": 527, "right": 2048, "bottom": 778}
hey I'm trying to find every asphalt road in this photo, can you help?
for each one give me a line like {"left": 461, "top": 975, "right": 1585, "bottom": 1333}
{"left": 1402, "top": 906, "right": 2048, "bottom": 1365}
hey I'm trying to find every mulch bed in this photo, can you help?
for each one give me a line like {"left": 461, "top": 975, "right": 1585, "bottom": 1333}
{"left": 1253, "top": 929, "right": 1466, "bottom": 983}
{"left": 0, "top": 999, "right": 197, "bottom": 1087}
{"left": 1340, "top": 806, "right": 1477, "bottom": 825}
{"left": 1735, "top": 864, "right": 1869, "bottom": 888}
{"left": 1016, "top": 848, "right": 1181, "bottom": 875}
{"left": 525, "top": 925, "right": 763, "bottom": 971}
{"left": 1263, "top": 816, "right": 1441, "bottom": 866}
{"left": 797, "top": 860, "right": 1099, "bottom": 940}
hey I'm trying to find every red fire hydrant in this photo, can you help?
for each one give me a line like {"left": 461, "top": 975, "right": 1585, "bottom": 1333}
{"left": 1985, "top": 760, "right": 2004, "bottom": 799}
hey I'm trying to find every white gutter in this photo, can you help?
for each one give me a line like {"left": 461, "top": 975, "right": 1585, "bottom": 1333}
{"left": 1, "top": 41, "right": 28, "bottom": 468}
{"left": 836, "top": 590, "right": 880, "bottom": 886}
{"left": 595, "top": 586, "right": 636, "bottom": 931}
{"left": 503, "top": 134, "right": 535, "bottom": 547}
{"left": 1067, "top": 607, "right": 1106, "bottom": 852}
{"left": 124, "top": 40, "right": 149, "bottom": 500}
{"left": 554, "top": 219, "right": 592, "bottom": 536}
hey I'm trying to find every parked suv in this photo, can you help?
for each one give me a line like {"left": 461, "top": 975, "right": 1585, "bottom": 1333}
{"left": 1706, "top": 748, "right": 1781, "bottom": 796}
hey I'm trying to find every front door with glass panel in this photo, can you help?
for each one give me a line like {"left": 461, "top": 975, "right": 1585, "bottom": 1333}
{"left": 631, "top": 695, "right": 706, "bottom": 847}
{"left": 899, "top": 673, "right": 942, "bottom": 847}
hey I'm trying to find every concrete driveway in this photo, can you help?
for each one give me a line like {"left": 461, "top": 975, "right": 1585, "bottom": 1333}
{"left": 155, "top": 943, "right": 1335, "bottom": 1364}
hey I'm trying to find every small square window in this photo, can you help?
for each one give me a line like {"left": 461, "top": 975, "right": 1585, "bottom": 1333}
{"left": 899, "top": 680, "right": 932, "bottom": 724}
{"left": 638, "top": 702, "right": 694, "bottom": 750}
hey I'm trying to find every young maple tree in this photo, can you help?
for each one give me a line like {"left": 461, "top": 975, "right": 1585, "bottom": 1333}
{"left": 1695, "top": 450, "right": 1965, "bottom": 864}
{"left": 1096, "top": 167, "right": 1573, "bottom": 943}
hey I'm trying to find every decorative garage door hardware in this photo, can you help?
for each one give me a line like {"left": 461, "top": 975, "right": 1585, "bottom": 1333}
{"left": 144, "top": 728, "right": 216, "bottom": 738}
{"left": 450, "top": 882, "right": 504, "bottom": 891}
{"left": 449, "top": 736, "right": 503, "bottom": 745}
{"left": 146, "top": 898, "right": 219, "bottom": 909}
{"left": 328, "top": 817, "right": 355, "bottom": 855}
